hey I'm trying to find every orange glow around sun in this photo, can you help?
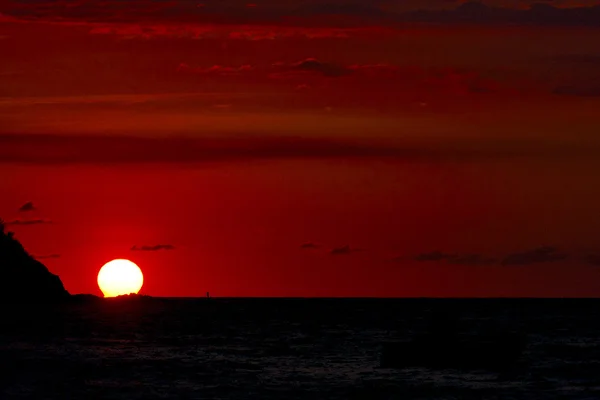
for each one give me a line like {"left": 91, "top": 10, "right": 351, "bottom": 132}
{"left": 97, "top": 259, "right": 144, "bottom": 297}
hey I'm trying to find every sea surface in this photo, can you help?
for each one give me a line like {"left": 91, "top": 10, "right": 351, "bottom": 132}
{"left": 1, "top": 298, "right": 600, "bottom": 400}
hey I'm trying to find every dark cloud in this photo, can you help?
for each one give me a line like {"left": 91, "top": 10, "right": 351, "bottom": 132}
{"left": 446, "top": 254, "right": 497, "bottom": 266}
{"left": 18, "top": 202, "right": 36, "bottom": 212}
{"left": 405, "top": 247, "right": 599, "bottom": 267}
{"left": 1, "top": 133, "right": 600, "bottom": 165}
{"left": 401, "top": 3, "right": 600, "bottom": 27}
{"left": 286, "top": 58, "right": 349, "bottom": 78}
{"left": 415, "top": 251, "right": 456, "bottom": 262}
{"left": 331, "top": 245, "right": 354, "bottom": 255}
{"left": 177, "top": 60, "right": 506, "bottom": 95}
{"left": 501, "top": 246, "right": 567, "bottom": 266}
{"left": 584, "top": 254, "right": 600, "bottom": 267}
{"left": 413, "top": 248, "right": 569, "bottom": 266}
{"left": 553, "top": 85, "right": 600, "bottom": 97}
{"left": 0, "top": 134, "right": 401, "bottom": 164}
{"left": 549, "top": 54, "right": 600, "bottom": 65}
{"left": 6, "top": 1, "right": 388, "bottom": 25}
{"left": 176, "top": 63, "right": 253, "bottom": 75}
{"left": 291, "top": 3, "right": 388, "bottom": 18}
{"left": 300, "top": 242, "right": 320, "bottom": 249}
{"left": 131, "top": 244, "right": 176, "bottom": 251}
{"left": 2, "top": 1, "right": 600, "bottom": 27}
{"left": 416, "top": 252, "right": 497, "bottom": 266}
{"left": 87, "top": 24, "right": 363, "bottom": 40}
{"left": 180, "top": 59, "right": 349, "bottom": 79}
{"left": 389, "top": 256, "right": 405, "bottom": 263}
{"left": 6, "top": 219, "right": 52, "bottom": 225}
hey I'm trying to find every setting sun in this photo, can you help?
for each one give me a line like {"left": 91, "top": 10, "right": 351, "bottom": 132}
{"left": 97, "top": 259, "right": 144, "bottom": 298}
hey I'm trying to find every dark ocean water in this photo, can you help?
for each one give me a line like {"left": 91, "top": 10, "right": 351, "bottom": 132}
{"left": 1, "top": 298, "right": 600, "bottom": 400}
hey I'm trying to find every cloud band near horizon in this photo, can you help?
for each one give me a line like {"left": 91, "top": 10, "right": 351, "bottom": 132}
{"left": 2, "top": 133, "right": 600, "bottom": 165}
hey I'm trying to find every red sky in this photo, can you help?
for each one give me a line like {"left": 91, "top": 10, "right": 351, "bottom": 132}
{"left": 2, "top": 0, "right": 600, "bottom": 297}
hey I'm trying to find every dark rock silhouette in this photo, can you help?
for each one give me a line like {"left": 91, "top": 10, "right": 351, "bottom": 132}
{"left": 109, "top": 293, "right": 152, "bottom": 300}
{"left": 69, "top": 293, "right": 158, "bottom": 305}
{"left": 0, "top": 218, "right": 70, "bottom": 302}
{"left": 70, "top": 293, "right": 102, "bottom": 303}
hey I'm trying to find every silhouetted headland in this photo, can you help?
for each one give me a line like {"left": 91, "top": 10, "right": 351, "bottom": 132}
{"left": 69, "top": 293, "right": 154, "bottom": 303}
{"left": 109, "top": 293, "right": 153, "bottom": 301}
{"left": 0, "top": 219, "right": 70, "bottom": 302}
{"left": 0, "top": 219, "right": 156, "bottom": 304}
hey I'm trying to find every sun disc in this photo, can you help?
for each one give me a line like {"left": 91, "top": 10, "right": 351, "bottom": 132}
{"left": 98, "top": 259, "right": 144, "bottom": 297}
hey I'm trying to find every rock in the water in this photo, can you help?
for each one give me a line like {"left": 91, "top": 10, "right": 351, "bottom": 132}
{"left": 0, "top": 219, "right": 70, "bottom": 302}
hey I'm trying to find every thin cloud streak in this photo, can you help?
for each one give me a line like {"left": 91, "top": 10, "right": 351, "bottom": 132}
{"left": 501, "top": 246, "right": 567, "bottom": 266}
{"left": 2, "top": 1, "right": 600, "bottom": 27}
{"left": 415, "top": 251, "right": 455, "bottom": 262}
{"left": 131, "top": 244, "right": 176, "bottom": 251}
{"left": 331, "top": 245, "right": 353, "bottom": 255}
{"left": 18, "top": 202, "right": 36, "bottom": 212}
{"left": 300, "top": 242, "right": 320, "bottom": 249}
{"left": 35, "top": 254, "right": 61, "bottom": 259}
{"left": 6, "top": 219, "right": 52, "bottom": 226}
{"left": 407, "top": 246, "right": 572, "bottom": 267}
{"left": 583, "top": 254, "right": 600, "bottom": 267}
{"left": 1, "top": 133, "right": 600, "bottom": 165}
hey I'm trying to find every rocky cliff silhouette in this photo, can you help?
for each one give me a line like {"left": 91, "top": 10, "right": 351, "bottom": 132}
{"left": 0, "top": 219, "right": 70, "bottom": 302}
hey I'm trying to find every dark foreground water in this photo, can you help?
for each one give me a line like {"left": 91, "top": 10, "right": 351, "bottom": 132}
{"left": 1, "top": 298, "right": 600, "bottom": 399}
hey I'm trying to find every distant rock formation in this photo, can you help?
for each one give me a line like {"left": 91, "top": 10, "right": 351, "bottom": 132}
{"left": 109, "top": 293, "right": 160, "bottom": 303}
{"left": 70, "top": 293, "right": 102, "bottom": 303}
{"left": 0, "top": 218, "right": 70, "bottom": 302}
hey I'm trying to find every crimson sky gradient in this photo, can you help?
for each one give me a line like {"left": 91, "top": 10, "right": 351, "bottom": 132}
{"left": 2, "top": 0, "right": 600, "bottom": 297}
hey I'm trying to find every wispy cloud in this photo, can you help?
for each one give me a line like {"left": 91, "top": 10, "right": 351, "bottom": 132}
{"left": 410, "top": 247, "right": 569, "bottom": 266}
{"left": 131, "top": 244, "right": 176, "bottom": 251}
{"left": 2, "top": 133, "right": 598, "bottom": 165}
{"left": 415, "top": 251, "right": 456, "bottom": 262}
{"left": 331, "top": 245, "right": 362, "bottom": 255}
{"left": 584, "top": 254, "right": 600, "bottom": 267}
{"left": 6, "top": 219, "right": 52, "bottom": 226}
{"left": 413, "top": 251, "right": 495, "bottom": 266}
{"left": 300, "top": 242, "right": 320, "bottom": 249}
{"left": 548, "top": 54, "right": 600, "bottom": 65}
{"left": 2, "top": 1, "right": 600, "bottom": 27}
{"left": 271, "top": 58, "right": 350, "bottom": 78}
{"left": 447, "top": 254, "right": 496, "bottom": 266}
{"left": 553, "top": 85, "right": 600, "bottom": 97}
{"left": 87, "top": 24, "right": 366, "bottom": 40}
{"left": 501, "top": 246, "right": 568, "bottom": 266}
{"left": 178, "top": 60, "right": 506, "bottom": 95}
{"left": 18, "top": 202, "right": 36, "bottom": 212}
{"left": 399, "top": 3, "right": 600, "bottom": 27}
{"left": 176, "top": 63, "right": 253, "bottom": 75}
